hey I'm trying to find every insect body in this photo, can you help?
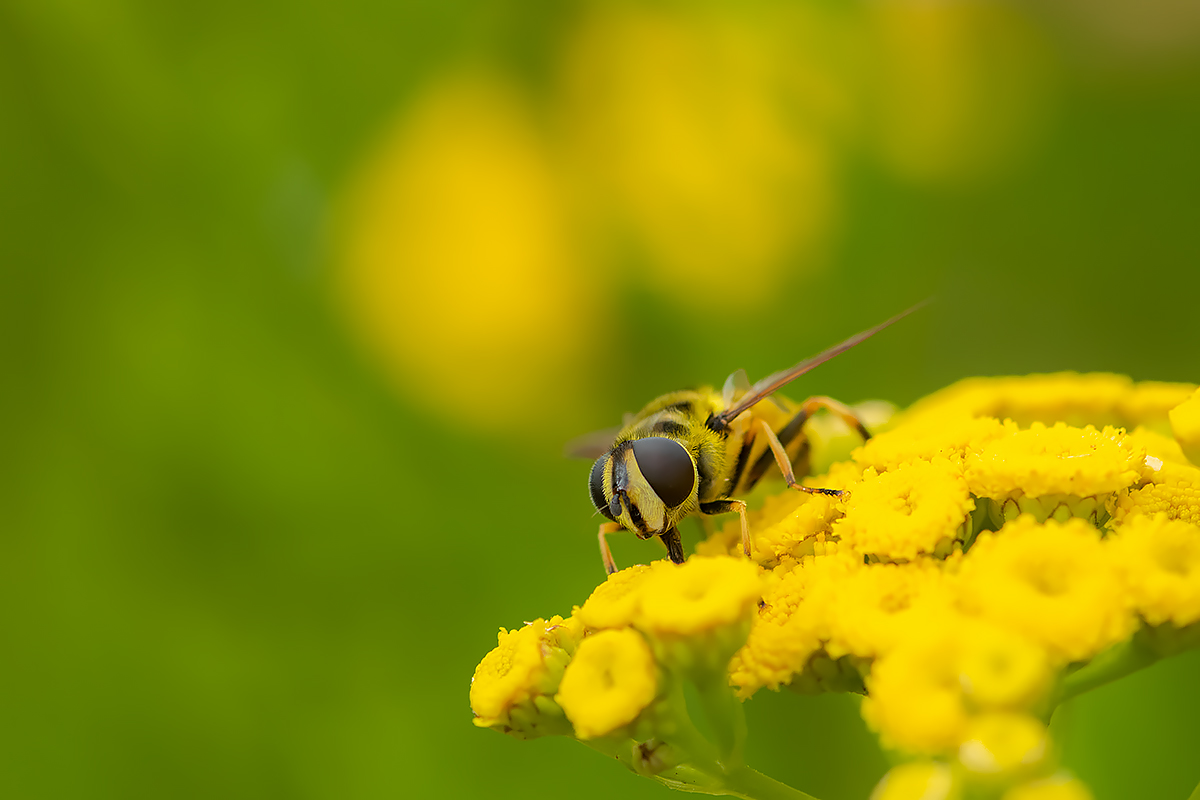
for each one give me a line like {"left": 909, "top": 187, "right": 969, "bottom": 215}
{"left": 584, "top": 305, "right": 921, "bottom": 574}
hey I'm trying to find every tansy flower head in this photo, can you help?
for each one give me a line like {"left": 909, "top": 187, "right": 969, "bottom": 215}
{"left": 1169, "top": 387, "right": 1200, "bottom": 465}
{"left": 823, "top": 559, "right": 954, "bottom": 660}
{"left": 834, "top": 458, "right": 975, "bottom": 561}
{"left": 634, "top": 556, "right": 763, "bottom": 637}
{"left": 577, "top": 564, "right": 653, "bottom": 630}
{"left": 956, "top": 621, "right": 1053, "bottom": 713}
{"left": 957, "top": 516, "right": 1135, "bottom": 663}
{"left": 957, "top": 713, "right": 1050, "bottom": 785}
{"left": 555, "top": 627, "right": 658, "bottom": 740}
{"left": 862, "top": 625, "right": 972, "bottom": 753}
{"left": 730, "top": 552, "right": 860, "bottom": 697}
{"left": 471, "top": 617, "right": 574, "bottom": 736}
{"left": 965, "top": 422, "right": 1143, "bottom": 501}
{"left": 1113, "top": 458, "right": 1200, "bottom": 528}
{"left": 870, "top": 761, "right": 961, "bottom": 800}
{"left": 1001, "top": 774, "right": 1095, "bottom": 800}
{"left": 1109, "top": 514, "right": 1200, "bottom": 627}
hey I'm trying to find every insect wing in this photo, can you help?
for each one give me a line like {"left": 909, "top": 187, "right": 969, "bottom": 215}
{"left": 722, "top": 368, "right": 750, "bottom": 407}
{"left": 563, "top": 425, "right": 624, "bottom": 459}
{"left": 713, "top": 301, "right": 928, "bottom": 426}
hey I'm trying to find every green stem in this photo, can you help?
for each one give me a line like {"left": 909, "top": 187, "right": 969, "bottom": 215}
{"left": 1188, "top": 777, "right": 1200, "bottom": 800}
{"left": 694, "top": 677, "right": 749, "bottom": 768}
{"left": 1059, "top": 636, "right": 1160, "bottom": 702}
{"left": 1060, "top": 623, "right": 1200, "bottom": 704}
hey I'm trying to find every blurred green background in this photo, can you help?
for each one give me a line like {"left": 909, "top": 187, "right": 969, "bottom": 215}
{"left": 2, "top": 0, "right": 1198, "bottom": 798}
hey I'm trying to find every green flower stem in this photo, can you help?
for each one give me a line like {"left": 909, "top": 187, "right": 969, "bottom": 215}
{"left": 585, "top": 678, "right": 822, "bottom": 800}
{"left": 1060, "top": 623, "right": 1200, "bottom": 704}
{"left": 694, "top": 676, "right": 749, "bottom": 768}
{"left": 1189, "top": 778, "right": 1200, "bottom": 800}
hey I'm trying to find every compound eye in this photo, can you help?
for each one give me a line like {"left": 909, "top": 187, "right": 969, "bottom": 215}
{"left": 631, "top": 437, "right": 695, "bottom": 508}
{"left": 589, "top": 455, "right": 615, "bottom": 521}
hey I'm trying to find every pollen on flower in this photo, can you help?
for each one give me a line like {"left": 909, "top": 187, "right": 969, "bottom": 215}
{"left": 853, "top": 415, "right": 1008, "bottom": 472}
{"left": 470, "top": 620, "right": 552, "bottom": 727}
{"left": 957, "top": 517, "right": 1135, "bottom": 663}
{"left": 1109, "top": 514, "right": 1200, "bottom": 627}
{"left": 834, "top": 459, "right": 975, "bottom": 561}
{"left": 1113, "top": 459, "right": 1200, "bottom": 528}
{"left": 555, "top": 628, "right": 658, "bottom": 740}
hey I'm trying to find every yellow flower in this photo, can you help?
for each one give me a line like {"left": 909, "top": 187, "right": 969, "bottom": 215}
{"left": 337, "top": 72, "right": 589, "bottom": 433}
{"left": 904, "top": 374, "right": 1133, "bottom": 428}
{"left": 1001, "top": 774, "right": 1095, "bottom": 800}
{"left": 854, "top": 415, "right": 1009, "bottom": 472}
{"left": 834, "top": 459, "right": 975, "bottom": 560}
{"left": 823, "top": 560, "right": 953, "bottom": 660}
{"left": 870, "top": 761, "right": 961, "bottom": 800}
{"left": 1109, "top": 514, "right": 1200, "bottom": 627}
{"left": 1169, "top": 387, "right": 1200, "bottom": 466}
{"left": 957, "top": 713, "right": 1049, "bottom": 781}
{"left": 956, "top": 622, "right": 1053, "bottom": 712}
{"left": 957, "top": 517, "right": 1135, "bottom": 663}
{"left": 730, "top": 552, "right": 858, "bottom": 697}
{"left": 578, "top": 564, "right": 653, "bottom": 631}
{"left": 1121, "top": 381, "right": 1197, "bottom": 428}
{"left": 471, "top": 617, "right": 574, "bottom": 734}
{"left": 635, "top": 556, "right": 763, "bottom": 637}
{"left": 965, "top": 422, "right": 1143, "bottom": 501}
{"left": 1114, "top": 458, "right": 1200, "bottom": 528}
{"left": 862, "top": 625, "right": 971, "bottom": 753}
{"left": 556, "top": 628, "right": 658, "bottom": 740}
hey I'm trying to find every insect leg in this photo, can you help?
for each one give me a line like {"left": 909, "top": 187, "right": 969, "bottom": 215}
{"left": 757, "top": 419, "right": 844, "bottom": 497}
{"left": 598, "top": 521, "right": 623, "bottom": 575}
{"left": 744, "top": 396, "right": 871, "bottom": 490}
{"left": 699, "top": 500, "right": 751, "bottom": 559}
{"left": 791, "top": 395, "right": 872, "bottom": 442}
{"left": 659, "top": 527, "right": 686, "bottom": 565}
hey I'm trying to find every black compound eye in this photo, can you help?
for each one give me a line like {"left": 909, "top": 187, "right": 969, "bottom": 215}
{"left": 631, "top": 437, "right": 695, "bottom": 508}
{"left": 589, "top": 456, "right": 615, "bottom": 521}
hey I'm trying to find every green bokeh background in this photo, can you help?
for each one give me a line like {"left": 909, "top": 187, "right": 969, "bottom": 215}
{"left": 2, "top": 1, "right": 1198, "bottom": 799}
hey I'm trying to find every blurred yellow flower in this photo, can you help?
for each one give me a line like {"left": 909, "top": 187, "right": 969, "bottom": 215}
{"left": 1001, "top": 774, "right": 1095, "bottom": 800}
{"left": 957, "top": 713, "right": 1049, "bottom": 780}
{"left": 1169, "top": 387, "right": 1200, "bottom": 465}
{"left": 867, "top": 0, "right": 1052, "bottom": 184}
{"left": 1110, "top": 513, "right": 1200, "bottom": 627}
{"left": 558, "top": 3, "right": 839, "bottom": 308}
{"left": 957, "top": 517, "right": 1135, "bottom": 663}
{"left": 556, "top": 627, "right": 658, "bottom": 740}
{"left": 870, "top": 761, "right": 961, "bottom": 800}
{"left": 337, "top": 72, "right": 589, "bottom": 431}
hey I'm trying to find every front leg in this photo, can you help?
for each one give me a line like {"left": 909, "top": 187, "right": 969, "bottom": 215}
{"left": 700, "top": 499, "right": 751, "bottom": 559}
{"left": 598, "top": 521, "right": 622, "bottom": 575}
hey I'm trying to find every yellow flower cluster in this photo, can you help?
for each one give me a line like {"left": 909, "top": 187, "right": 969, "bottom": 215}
{"left": 701, "top": 374, "right": 1200, "bottom": 759}
{"left": 471, "top": 557, "right": 762, "bottom": 742}
{"left": 471, "top": 373, "right": 1200, "bottom": 799}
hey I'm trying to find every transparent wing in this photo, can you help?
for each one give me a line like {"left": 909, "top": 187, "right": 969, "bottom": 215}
{"left": 563, "top": 425, "right": 623, "bottom": 459}
{"left": 712, "top": 300, "right": 929, "bottom": 427}
{"left": 722, "top": 368, "right": 750, "bottom": 407}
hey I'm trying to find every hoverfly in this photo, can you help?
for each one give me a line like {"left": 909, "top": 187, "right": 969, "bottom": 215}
{"left": 577, "top": 304, "right": 923, "bottom": 575}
